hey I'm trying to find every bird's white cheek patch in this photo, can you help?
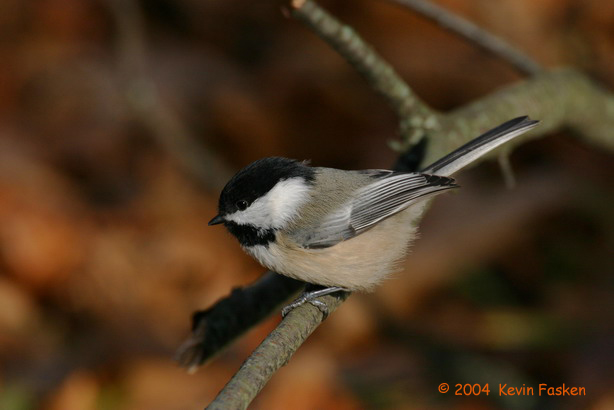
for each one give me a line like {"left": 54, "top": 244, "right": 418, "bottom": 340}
{"left": 224, "top": 177, "right": 311, "bottom": 229}
{"left": 266, "top": 178, "right": 311, "bottom": 227}
{"left": 224, "top": 200, "right": 271, "bottom": 227}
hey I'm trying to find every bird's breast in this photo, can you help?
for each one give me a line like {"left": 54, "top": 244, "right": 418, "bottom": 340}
{"left": 243, "top": 242, "right": 281, "bottom": 271}
{"left": 241, "top": 203, "right": 427, "bottom": 291}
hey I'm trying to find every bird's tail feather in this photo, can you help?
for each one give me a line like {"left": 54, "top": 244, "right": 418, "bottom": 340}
{"left": 422, "top": 116, "right": 539, "bottom": 176}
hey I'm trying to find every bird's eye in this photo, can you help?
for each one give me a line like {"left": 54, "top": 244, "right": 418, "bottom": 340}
{"left": 236, "top": 200, "right": 248, "bottom": 211}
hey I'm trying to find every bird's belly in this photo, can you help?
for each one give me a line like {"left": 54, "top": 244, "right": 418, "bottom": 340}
{"left": 246, "top": 204, "right": 425, "bottom": 291}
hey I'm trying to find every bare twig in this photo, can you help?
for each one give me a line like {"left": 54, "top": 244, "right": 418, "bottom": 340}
{"left": 389, "top": 0, "right": 542, "bottom": 76}
{"left": 207, "top": 291, "right": 349, "bottom": 410}
{"left": 107, "top": 0, "right": 233, "bottom": 190}
{"left": 290, "top": 0, "right": 441, "bottom": 144}
{"left": 497, "top": 152, "right": 517, "bottom": 189}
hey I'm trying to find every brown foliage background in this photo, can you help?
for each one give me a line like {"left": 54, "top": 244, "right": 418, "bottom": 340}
{"left": 0, "top": 0, "right": 612, "bottom": 409}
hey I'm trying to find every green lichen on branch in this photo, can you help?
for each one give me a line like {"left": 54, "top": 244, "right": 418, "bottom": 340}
{"left": 427, "top": 68, "right": 614, "bottom": 166}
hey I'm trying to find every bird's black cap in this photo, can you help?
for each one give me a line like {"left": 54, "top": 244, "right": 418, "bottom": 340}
{"left": 215, "top": 157, "right": 315, "bottom": 219}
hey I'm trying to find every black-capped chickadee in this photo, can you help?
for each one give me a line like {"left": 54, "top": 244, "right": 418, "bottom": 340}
{"left": 209, "top": 116, "right": 538, "bottom": 313}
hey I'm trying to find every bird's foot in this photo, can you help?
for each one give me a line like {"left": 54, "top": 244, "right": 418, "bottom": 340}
{"left": 281, "top": 286, "right": 348, "bottom": 319}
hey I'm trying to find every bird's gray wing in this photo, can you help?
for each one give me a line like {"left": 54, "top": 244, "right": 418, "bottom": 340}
{"left": 298, "top": 172, "right": 458, "bottom": 249}
{"left": 296, "top": 116, "right": 538, "bottom": 249}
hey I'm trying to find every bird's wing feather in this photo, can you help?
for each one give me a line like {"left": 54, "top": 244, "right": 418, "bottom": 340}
{"left": 295, "top": 116, "right": 539, "bottom": 249}
{"left": 298, "top": 172, "right": 457, "bottom": 249}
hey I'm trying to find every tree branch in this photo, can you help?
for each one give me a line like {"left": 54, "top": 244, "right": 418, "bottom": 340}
{"left": 389, "top": 0, "right": 542, "bottom": 76}
{"left": 430, "top": 68, "right": 614, "bottom": 165}
{"left": 206, "top": 292, "right": 349, "bottom": 410}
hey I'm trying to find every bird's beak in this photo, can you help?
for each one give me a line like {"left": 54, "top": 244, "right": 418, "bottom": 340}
{"left": 208, "top": 215, "right": 225, "bottom": 226}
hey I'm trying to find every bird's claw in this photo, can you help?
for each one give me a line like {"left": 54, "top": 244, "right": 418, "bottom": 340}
{"left": 281, "top": 300, "right": 301, "bottom": 317}
{"left": 307, "top": 299, "right": 330, "bottom": 319}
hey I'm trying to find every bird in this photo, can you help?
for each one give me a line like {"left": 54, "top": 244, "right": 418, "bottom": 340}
{"left": 208, "top": 116, "right": 539, "bottom": 314}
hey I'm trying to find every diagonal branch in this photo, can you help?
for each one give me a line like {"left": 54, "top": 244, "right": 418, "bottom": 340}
{"left": 206, "top": 292, "right": 349, "bottom": 410}
{"left": 389, "top": 0, "right": 542, "bottom": 76}
{"left": 428, "top": 68, "right": 614, "bottom": 165}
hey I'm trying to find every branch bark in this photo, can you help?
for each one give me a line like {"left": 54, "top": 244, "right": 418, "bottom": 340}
{"left": 424, "top": 68, "right": 614, "bottom": 165}
{"left": 186, "top": 1, "right": 614, "bottom": 407}
{"left": 206, "top": 292, "right": 349, "bottom": 410}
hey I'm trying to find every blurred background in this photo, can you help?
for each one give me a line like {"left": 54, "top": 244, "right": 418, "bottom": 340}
{"left": 0, "top": 0, "right": 613, "bottom": 409}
